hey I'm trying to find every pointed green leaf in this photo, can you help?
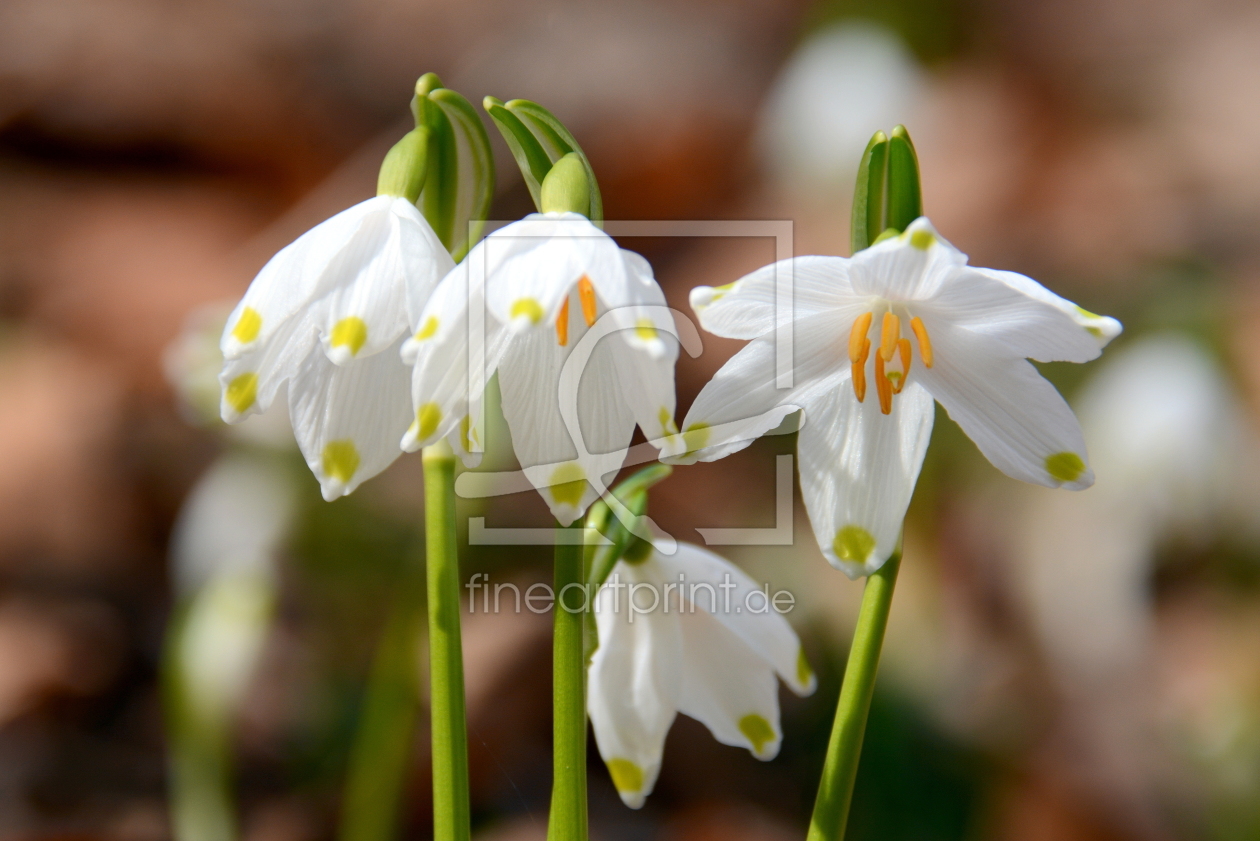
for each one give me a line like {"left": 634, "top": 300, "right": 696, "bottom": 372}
{"left": 505, "top": 99, "right": 604, "bottom": 224}
{"left": 429, "top": 89, "right": 495, "bottom": 261}
{"left": 483, "top": 96, "right": 552, "bottom": 211}
{"left": 886, "top": 125, "right": 922, "bottom": 234}
{"left": 421, "top": 104, "right": 459, "bottom": 252}
{"left": 851, "top": 130, "right": 888, "bottom": 254}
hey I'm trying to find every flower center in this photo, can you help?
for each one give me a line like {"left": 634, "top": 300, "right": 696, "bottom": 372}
{"left": 848, "top": 306, "right": 933, "bottom": 414}
{"left": 556, "top": 275, "right": 599, "bottom": 346}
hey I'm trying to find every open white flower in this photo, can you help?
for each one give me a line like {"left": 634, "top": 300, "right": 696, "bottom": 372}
{"left": 219, "top": 195, "right": 454, "bottom": 500}
{"left": 665, "top": 217, "right": 1121, "bottom": 577}
{"left": 588, "top": 538, "right": 816, "bottom": 808}
{"left": 401, "top": 212, "right": 678, "bottom": 524}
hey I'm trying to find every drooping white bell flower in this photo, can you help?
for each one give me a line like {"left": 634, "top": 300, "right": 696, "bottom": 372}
{"left": 664, "top": 217, "right": 1121, "bottom": 578}
{"left": 219, "top": 194, "right": 455, "bottom": 500}
{"left": 587, "top": 538, "right": 816, "bottom": 808}
{"left": 401, "top": 211, "right": 678, "bottom": 525}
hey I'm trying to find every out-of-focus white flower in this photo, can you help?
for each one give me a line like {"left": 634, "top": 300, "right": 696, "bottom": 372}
{"left": 759, "top": 22, "right": 924, "bottom": 192}
{"left": 1016, "top": 334, "right": 1260, "bottom": 674}
{"left": 170, "top": 453, "right": 296, "bottom": 719}
{"left": 219, "top": 195, "right": 455, "bottom": 500}
{"left": 668, "top": 217, "right": 1121, "bottom": 577}
{"left": 402, "top": 212, "right": 677, "bottom": 525}
{"left": 587, "top": 539, "right": 815, "bottom": 808}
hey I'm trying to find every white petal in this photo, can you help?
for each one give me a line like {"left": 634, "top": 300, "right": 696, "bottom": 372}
{"left": 222, "top": 197, "right": 384, "bottom": 359}
{"left": 588, "top": 566, "right": 681, "bottom": 809}
{"left": 401, "top": 257, "right": 509, "bottom": 453}
{"left": 915, "top": 322, "right": 1094, "bottom": 490}
{"left": 654, "top": 543, "right": 815, "bottom": 694}
{"left": 607, "top": 250, "right": 677, "bottom": 359}
{"left": 796, "top": 380, "right": 935, "bottom": 577}
{"left": 289, "top": 338, "right": 413, "bottom": 501}
{"left": 392, "top": 199, "right": 457, "bottom": 326}
{"left": 482, "top": 214, "right": 624, "bottom": 332}
{"left": 317, "top": 204, "right": 411, "bottom": 364}
{"left": 219, "top": 310, "right": 318, "bottom": 422}
{"left": 675, "top": 607, "right": 783, "bottom": 760}
{"left": 921, "top": 266, "right": 1121, "bottom": 363}
{"left": 849, "top": 217, "right": 967, "bottom": 302}
{"left": 663, "top": 310, "right": 855, "bottom": 463}
{"left": 497, "top": 327, "right": 635, "bottom": 525}
{"left": 690, "top": 255, "right": 860, "bottom": 340}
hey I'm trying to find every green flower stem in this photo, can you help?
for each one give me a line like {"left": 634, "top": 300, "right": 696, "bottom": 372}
{"left": 423, "top": 442, "right": 471, "bottom": 841}
{"left": 548, "top": 521, "right": 588, "bottom": 841}
{"left": 807, "top": 549, "right": 902, "bottom": 841}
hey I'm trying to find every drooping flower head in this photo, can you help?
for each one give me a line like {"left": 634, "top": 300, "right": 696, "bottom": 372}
{"left": 402, "top": 99, "right": 678, "bottom": 525}
{"left": 587, "top": 532, "right": 815, "bottom": 808}
{"left": 666, "top": 129, "right": 1121, "bottom": 577}
{"left": 217, "top": 75, "right": 493, "bottom": 500}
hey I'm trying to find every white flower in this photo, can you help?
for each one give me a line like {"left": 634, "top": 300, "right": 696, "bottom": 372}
{"left": 219, "top": 195, "right": 454, "bottom": 500}
{"left": 587, "top": 539, "right": 816, "bottom": 808}
{"left": 664, "top": 217, "right": 1121, "bottom": 578}
{"left": 401, "top": 212, "right": 678, "bottom": 525}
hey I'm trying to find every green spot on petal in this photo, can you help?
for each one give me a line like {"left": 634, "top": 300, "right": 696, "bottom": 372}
{"left": 606, "top": 758, "right": 644, "bottom": 795}
{"left": 833, "top": 525, "right": 876, "bottom": 563}
{"left": 738, "top": 713, "right": 776, "bottom": 756}
{"left": 510, "top": 298, "right": 544, "bottom": 325}
{"left": 330, "top": 317, "right": 368, "bottom": 356}
{"left": 796, "top": 646, "right": 814, "bottom": 688}
{"left": 225, "top": 372, "right": 258, "bottom": 414}
{"left": 549, "top": 462, "right": 586, "bottom": 508}
{"left": 322, "top": 440, "right": 360, "bottom": 484}
{"left": 658, "top": 406, "right": 677, "bottom": 436}
{"left": 459, "top": 415, "right": 473, "bottom": 453}
{"left": 909, "top": 229, "right": 935, "bottom": 250}
{"left": 1045, "top": 451, "right": 1086, "bottom": 484}
{"left": 231, "top": 307, "right": 262, "bottom": 344}
{"left": 416, "top": 402, "right": 442, "bottom": 441}
{"left": 635, "top": 318, "right": 658, "bottom": 341}
{"left": 682, "top": 422, "right": 710, "bottom": 455}
{"left": 415, "top": 315, "right": 439, "bottom": 341}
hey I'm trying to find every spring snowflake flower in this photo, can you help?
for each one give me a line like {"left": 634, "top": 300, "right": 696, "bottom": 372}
{"left": 401, "top": 211, "right": 678, "bottom": 525}
{"left": 587, "top": 538, "right": 816, "bottom": 808}
{"left": 665, "top": 217, "right": 1121, "bottom": 577}
{"left": 219, "top": 195, "right": 454, "bottom": 500}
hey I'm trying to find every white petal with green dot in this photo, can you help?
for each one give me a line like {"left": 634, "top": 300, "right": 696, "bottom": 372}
{"left": 796, "top": 379, "right": 935, "bottom": 577}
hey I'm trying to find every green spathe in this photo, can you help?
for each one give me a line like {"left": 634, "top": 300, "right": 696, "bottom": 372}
{"left": 376, "top": 128, "right": 429, "bottom": 204}
{"left": 541, "top": 153, "right": 591, "bottom": 216}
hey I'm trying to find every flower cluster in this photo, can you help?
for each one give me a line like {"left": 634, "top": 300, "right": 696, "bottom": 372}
{"left": 216, "top": 88, "right": 1121, "bottom": 818}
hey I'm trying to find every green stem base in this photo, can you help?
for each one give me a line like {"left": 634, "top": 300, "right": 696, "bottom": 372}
{"left": 548, "top": 522, "right": 588, "bottom": 841}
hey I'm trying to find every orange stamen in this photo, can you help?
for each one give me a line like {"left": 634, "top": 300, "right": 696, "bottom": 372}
{"left": 848, "top": 312, "right": 873, "bottom": 363}
{"left": 910, "top": 316, "right": 933, "bottom": 368}
{"left": 874, "top": 352, "right": 893, "bottom": 414}
{"left": 879, "top": 312, "right": 900, "bottom": 361}
{"left": 852, "top": 337, "right": 870, "bottom": 402}
{"left": 556, "top": 297, "right": 570, "bottom": 346}
{"left": 578, "top": 275, "right": 597, "bottom": 326}
{"left": 892, "top": 338, "right": 912, "bottom": 394}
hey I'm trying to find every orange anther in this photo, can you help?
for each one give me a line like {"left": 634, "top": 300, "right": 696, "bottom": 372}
{"left": 879, "top": 312, "right": 900, "bottom": 362}
{"left": 874, "top": 352, "right": 893, "bottom": 414}
{"left": 910, "top": 316, "right": 933, "bottom": 368}
{"left": 578, "top": 275, "right": 597, "bottom": 326}
{"left": 556, "top": 297, "right": 570, "bottom": 346}
{"left": 852, "top": 361, "right": 867, "bottom": 402}
{"left": 848, "top": 312, "right": 873, "bottom": 363}
{"left": 892, "top": 338, "right": 912, "bottom": 394}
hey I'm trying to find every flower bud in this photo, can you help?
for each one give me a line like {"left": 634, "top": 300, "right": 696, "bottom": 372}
{"left": 540, "top": 153, "right": 591, "bottom": 216}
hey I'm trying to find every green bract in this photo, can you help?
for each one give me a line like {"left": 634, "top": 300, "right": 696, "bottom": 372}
{"left": 850, "top": 124, "right": 923, "bottom": 253}
{"left": 378, "top": 73, "right": 495, "bottom": 262}
{"left": 483, "top": 97, "right": 604, "bottom": 223}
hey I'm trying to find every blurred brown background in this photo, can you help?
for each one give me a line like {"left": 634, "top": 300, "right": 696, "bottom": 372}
{"left": 1, "top": 0, "right": 1260, "bottom": 840}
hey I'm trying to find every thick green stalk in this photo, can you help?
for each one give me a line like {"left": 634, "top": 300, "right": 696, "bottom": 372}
{"left": 807, "top": 550, "right": 902, "bottom": 841}
{"left": 548, "top": 522, "right": 587, "bottom": 841}
{"left": 423, "top": 442, "right": 471, "bottom": 841}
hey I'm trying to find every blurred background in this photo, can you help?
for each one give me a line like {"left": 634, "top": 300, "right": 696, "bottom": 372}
{"left": 2, "top": 0, "right": 1260, "bottom": 839}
